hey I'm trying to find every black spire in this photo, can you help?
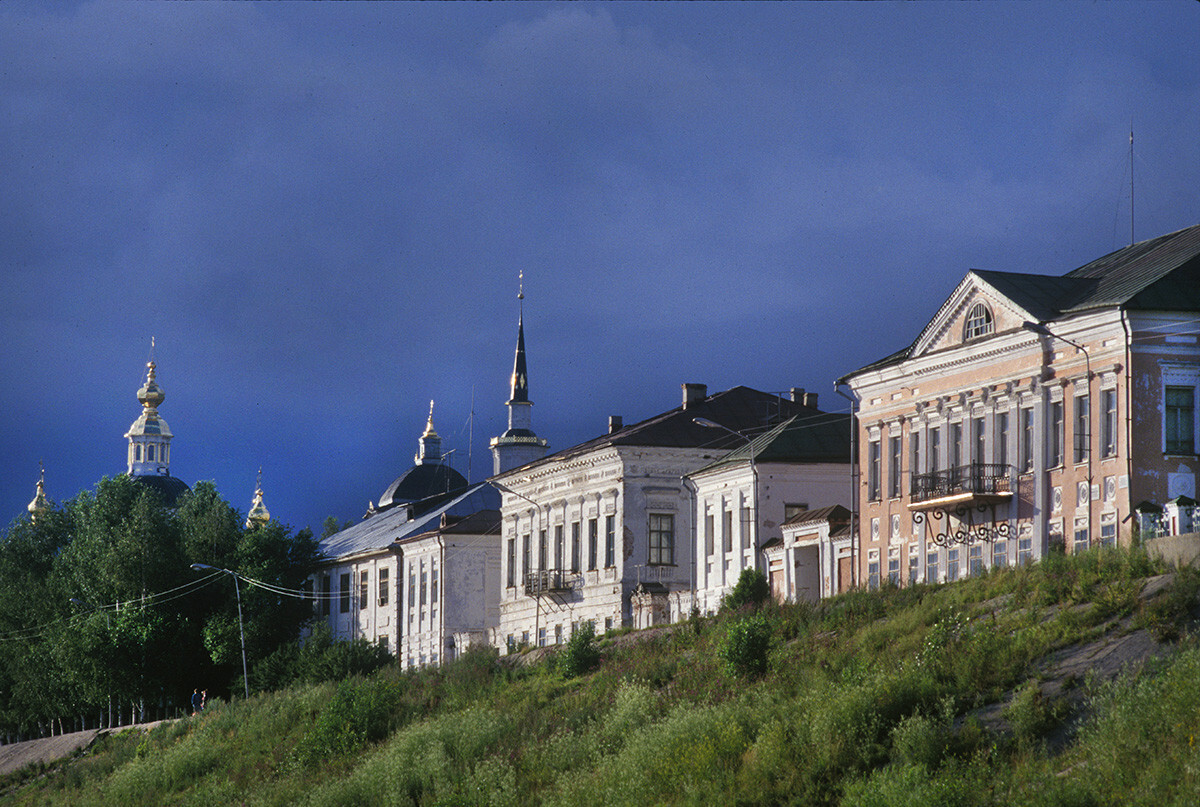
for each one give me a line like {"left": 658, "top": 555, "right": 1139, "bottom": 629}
{"left": 509, "top": 309, "right": 529, "bottom": 404}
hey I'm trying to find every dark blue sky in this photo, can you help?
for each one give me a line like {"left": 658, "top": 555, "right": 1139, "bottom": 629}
{"left": 4, "top": 2, "right": 1199, "bottom": 535}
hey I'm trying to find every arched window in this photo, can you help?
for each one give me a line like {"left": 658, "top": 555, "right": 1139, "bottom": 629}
{"left": 964, "top": 302, "right": 994, "bottom": 340}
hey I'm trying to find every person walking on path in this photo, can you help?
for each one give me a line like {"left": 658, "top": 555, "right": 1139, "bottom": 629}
{"left": 191, "top": 689, "right": 202, "bottom": 715}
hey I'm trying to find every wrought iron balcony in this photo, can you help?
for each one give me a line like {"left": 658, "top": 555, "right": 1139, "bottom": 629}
{"left": 523, "top": 569, "right": 578, "bottom": 595}
{"left": 909, "top": 463, "right": 1013, "bottom": 508}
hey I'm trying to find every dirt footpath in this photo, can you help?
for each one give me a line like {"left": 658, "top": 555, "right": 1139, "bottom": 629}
{"left": 0, "top": 722, "right": 170, "bottom": 777}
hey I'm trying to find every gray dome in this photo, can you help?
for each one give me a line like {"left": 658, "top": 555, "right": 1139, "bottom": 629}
{"left": 378, "top": 464, "right": 467, "bottom": 510}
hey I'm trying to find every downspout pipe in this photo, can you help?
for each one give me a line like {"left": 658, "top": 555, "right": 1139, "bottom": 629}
{"left": 681, "top": 474, "right": 699, "bottom": 615}
{"left": 834, "top": 380, "right": 860, "bottom": 589}
{"left": 1121, "top": 311, "right": 1136, "bottom": 540}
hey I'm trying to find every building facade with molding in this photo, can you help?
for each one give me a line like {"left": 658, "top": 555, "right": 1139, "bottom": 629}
{"left": 309, "top": 412, "right": 500, "bottom": 662}
{"left": 837, "top": 224, "right": 1200, "bottom": 588}
{"left": 686, "top": 404, "right": 851, "bottom": 614}
{"left": 491, "top": 383, "right": 825, "bottom": 648}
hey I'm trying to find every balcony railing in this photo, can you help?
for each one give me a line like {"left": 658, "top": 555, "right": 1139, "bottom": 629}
{"left": 910, "top": 463, "right": 1012, "bottom": 505}
{"left": 523, "top": 569, "right": 578, "bottom": 595}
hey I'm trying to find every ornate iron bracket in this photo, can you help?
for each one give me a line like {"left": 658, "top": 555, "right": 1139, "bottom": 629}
{"left": 912, "top": 502, "right": 1012, "bottom": 547}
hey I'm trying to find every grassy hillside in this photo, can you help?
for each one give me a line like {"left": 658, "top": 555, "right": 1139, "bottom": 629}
{"left": 4, "top": 547, "right": 1200, "bottom": 806}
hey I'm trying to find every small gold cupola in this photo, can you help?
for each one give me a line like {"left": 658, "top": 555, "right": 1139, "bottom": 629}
{"left": 27, "top": 463, "right": 50, "bottom": 523}
{"left": 246, "top": 467, "right": 271, "bottom": 528}
{"left": 414, "top": 400, "right": 442, "bottom": 465}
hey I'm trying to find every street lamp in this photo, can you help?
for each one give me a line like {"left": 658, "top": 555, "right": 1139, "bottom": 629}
{"left": 693, "top": 417, "right": 760, "bottom": 569}
{"left": 190, "top": 564, "right": 250, "bottom": 700}
{"left": 1022, "top": 321, "right": 1093, "bottom": 551}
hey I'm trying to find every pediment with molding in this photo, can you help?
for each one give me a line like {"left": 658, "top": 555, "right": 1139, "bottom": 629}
{"left": 909, "top": 271, "right": 1038, "bottom": 359}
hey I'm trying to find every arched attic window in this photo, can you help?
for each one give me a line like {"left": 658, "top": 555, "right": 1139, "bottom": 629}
{"left": 964, "top": 302, "right": 994, "bottom": 340}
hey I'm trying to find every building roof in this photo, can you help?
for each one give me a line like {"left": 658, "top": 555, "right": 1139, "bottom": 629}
{"left": 377, "top": 463, "right": 468, "bottom": 511}
{"left": 690, "top": 411, "right": 851, "bottom": 476}
{"left": 501, "top": 386, "right": 823, "bottom": 475}
{"left": 318, "top": 481, "right": 500, "bottom": 561}
{"left": 398, "top": 509, "right": 502, "bottom": 546}
{"left": 782, "top": 503, "right": 852, "bottom": 529}
{"left": 840, "top": 223, "right": 1200, "bottom": 382}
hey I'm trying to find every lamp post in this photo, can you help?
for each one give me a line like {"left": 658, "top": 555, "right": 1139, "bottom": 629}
{"left": 693, "top": 417, "right": 760, "bottom": 572}
{"left": 190, "top": 564, "right": 250, "bottom": 700}
{"left": 1022, "top": 321, "right": 1093, "bottom": 551}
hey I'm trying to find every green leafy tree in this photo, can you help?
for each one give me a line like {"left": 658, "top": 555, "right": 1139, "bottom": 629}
{"left": 0, "top": 475, "right": 320, "bottom": 735}
{"left": 721, "top": 568, "right": 771, "bottom": 612}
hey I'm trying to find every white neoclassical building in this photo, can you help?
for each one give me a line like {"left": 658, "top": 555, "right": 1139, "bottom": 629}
{"left": 491, "top": 383, "right": 833, "bottom": 649}
{"left": 687, "top": 406, "right": 851, "bottom": 614}
{"left": 310, "top": 411, "right": 500, "bottom": 661}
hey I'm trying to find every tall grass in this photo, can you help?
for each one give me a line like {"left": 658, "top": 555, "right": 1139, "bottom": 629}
{"left": 5, "top": 546, "right": 1195, "bottom": 807}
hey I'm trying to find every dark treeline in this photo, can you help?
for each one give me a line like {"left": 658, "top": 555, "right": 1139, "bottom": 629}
{"left": 0, "top": 476, "right": 321, "bottom": 740}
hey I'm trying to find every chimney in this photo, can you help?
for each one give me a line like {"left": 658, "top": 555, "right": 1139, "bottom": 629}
{"left": 609, "top": 415, "right": 623, "bottom": 434}
{"left": 790, "top": 387, "right": 805, "bottom": 403}
{"left": 682, "top": 383, "right": 707, "bottom": 409}
{"left": 803, "top": 392, "right": 819, "bottom": 409}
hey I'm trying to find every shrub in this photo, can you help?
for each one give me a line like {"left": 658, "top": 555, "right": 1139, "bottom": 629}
{"left": 291, "top": 676, "right": 404, "bottom": 765}
{"left": 558, "top": 622, "right": 600, "bottom": 678}
{"left": 720, "top": 612, "right": 773, "bottom": 678}
{"left": 722, "top": 568, "right": 771, "bottom": 612}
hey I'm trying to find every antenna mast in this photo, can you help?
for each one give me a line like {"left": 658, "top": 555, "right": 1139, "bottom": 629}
{"left": 1129, "top": 122, "right": 1135, "bottom": 246}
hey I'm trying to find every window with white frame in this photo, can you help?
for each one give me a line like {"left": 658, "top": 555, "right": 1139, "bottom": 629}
{"left": 887, "top": 549, "right": 901, "bottom": 586}
{"left": 972, "top": 417, "right": 985, "bottom": 464}
{"left": 1020, "top": 407, "right": 1034, "bottom": 472}
{"left": 926, "top": 550, "right": 939, "bottom": 583}
{"left": 868, "top": 439, "right": 881, "bottom": 501}
{"left": 648, "top": 513, "right": 674, "bottom": 565}
{"left": 1166, "top": 385, "right": 1195, "bottom": 455}
{"left": 946, "top": 548, "right": 960, "bottom": 582}
{"left": 1099, "top": 513, "right": 1117, "bottom": 548}
{"left": 507, "top": 539, "right": 516, "bottom": 588}
{"left": 571, "top": 522, "right": 581, "bottom": 573}
{"left": 992, "top": 540, "right": 1007, "bottom": 569}
{"left": 867, "top": 549, "right": 880, "bottom": 590}
{"left": 964, "top": 302, "right": 994, "bottom": 340}
{"left": 1074, "top": 393, "right": 1090, "bottom": 464}
{"left": 740, "top": 506, "right": 752, "bottom": 550}
{"left": 1050, "top": 401, "right": 1064, "bottom": 468}
{"left": 1073, "top": 518, "right": 1089, "bottom": 554}
{"left": 908, "top": 548, "right": 920, "bottom": 585}
{"left": 997, "top": 411, "right": 1009, "bottom": 468}
{"left": 705, "top": 512, "right": 714, "bottom": 557}
{"left": 1101, "top": 389, "right": 1118, "bottom": 457}
{"left": 968, "top": 544, "right": 984, "bottom": 576}
{"left": 889, "top": 436, "right": 902, "bottom": 498}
